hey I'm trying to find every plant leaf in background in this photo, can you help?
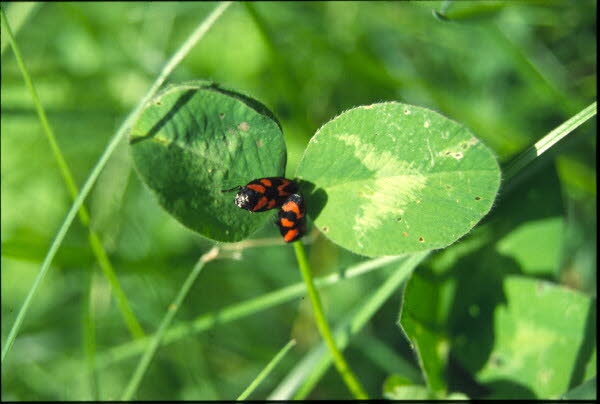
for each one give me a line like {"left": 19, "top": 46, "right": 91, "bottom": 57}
{"left": 561, "top": 377, "right": 596, "bottom": 400}
{"left": 474, "top": 277, "right": 596, "bottom": 399}
{"left": 130, "top": 81, "right": 286, "bottom": 242}
{"left": 383, "top": 374, "right": 469, "bottom": 400}
{"left": 296, "top": 102, "right": 501, "bottom": 257}
{"left": 399, "top": 269, "right": 596, "bottom": 399}
{"left": 383, "top": 375, "right": 432, "bottom": 400}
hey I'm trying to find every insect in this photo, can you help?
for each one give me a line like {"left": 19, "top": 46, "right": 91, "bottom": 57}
{"left": 222, "top": 177, "right": 298, "bottom": 212}
{"left": 276, "top": 193, "right": 307, "bottom": 243}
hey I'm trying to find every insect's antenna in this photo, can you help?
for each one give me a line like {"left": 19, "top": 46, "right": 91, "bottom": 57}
{"left": 221, "top": 185, "right": 242, "bottom": 193}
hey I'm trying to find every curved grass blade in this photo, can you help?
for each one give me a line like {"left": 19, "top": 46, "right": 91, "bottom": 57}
{"left": 1, "top": 5, "right": 145, "bottom": 339}
{"left": 1, "top": 1, "right": 233, "bottom": 364}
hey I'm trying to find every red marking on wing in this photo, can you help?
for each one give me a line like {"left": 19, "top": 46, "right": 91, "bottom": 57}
{"left": 253, "top": 196, "right": 268, "bottom": 211}
{"left": 283, "top": 228, "right": 299, "bottom": 242}
{"left": 282, "top": 201, "right": 301, "bottom": 216}
{"left": 247, "top": 184, "right": 266, "bottom": 193}
{"left": 280, "top": 218, "right": 295, "bottom": 228}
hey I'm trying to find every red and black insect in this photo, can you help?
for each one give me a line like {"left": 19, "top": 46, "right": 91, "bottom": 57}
{"left": 276, "top": 193, "right": 306, "bottom": 243}
{"left": 222, "top": 177, "right": 298, "bottom": 212}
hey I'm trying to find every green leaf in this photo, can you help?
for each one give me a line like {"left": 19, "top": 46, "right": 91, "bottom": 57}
{"left": 475, "top": 276, "right": 596, "bottom": 399}
{"left": 398, "top": 269, "right": 451, "bottom": 396}
{"left": 383, "top": 375, "right": 432, "bottom": 400}
{"left": 296, "top": 102, "right": 501, "bottom": 257}
{"left": 496, "top": 217, "right": 564, "bottom": 277}
{"left": 561, "top": 377, "right": 596, "bottom": 400}
{"left": 400, "top": 267, "right": 597, "bottom": 399}
{"left": 130, "top": 81, "right": 286, "bottom": 242}
{"left": 383, "top": 374, "right": 469, "bottom": 400}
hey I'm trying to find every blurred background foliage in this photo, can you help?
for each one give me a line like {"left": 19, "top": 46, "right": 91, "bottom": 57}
{"left": 1, "top": 1, "right": 596, "bottom": 400}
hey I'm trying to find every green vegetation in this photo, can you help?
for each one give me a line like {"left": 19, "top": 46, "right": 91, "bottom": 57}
{"left": 1, "top": 1, "right": 596, "bottom": 400}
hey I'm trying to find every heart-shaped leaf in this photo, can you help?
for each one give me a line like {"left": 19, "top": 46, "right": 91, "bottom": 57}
{"left": 130, "top": 81, "right": 286, "bottom": 242}
{"left": 296, "top": 102, "right": 501, "bottom": 256}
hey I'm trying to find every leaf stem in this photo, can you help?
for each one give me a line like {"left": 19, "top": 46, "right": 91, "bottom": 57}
{"left": 292, "top": 241, "right": 369, "bottom": 399}
{"left": 121, "top": 247, "right": 219, "bottom": 400}
{"left": 292, "top": 251, "right": 429, "bottom": 399}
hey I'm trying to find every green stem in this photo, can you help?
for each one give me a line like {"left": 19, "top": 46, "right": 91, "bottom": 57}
{"left": 82, "top": 268, "right": 99, "bottom": 400}
{"left": 237, "top": 339, "right": 297, "bottom": 401}
{"left": 293, "top": 251, "right": 429, "bottom": 399}
{"left": 121, "top": 247, "right": 219, "bottom": 400}
{"left": 292, "top": 241, "right": 369, "bottom": 399}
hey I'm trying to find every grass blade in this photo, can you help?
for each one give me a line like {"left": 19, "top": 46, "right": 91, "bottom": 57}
{"left": 97, "top": 255, "right": 403, "bottom": 368}
{"left": 0, "top": 2, "right": 40, "bottom": 55}
{"left": 503, "top": 102, "right": 597, "bottom": 183}
{"left": 236, "top": 339, "right": 297, "bottom": 401}
{"left": 1, "top": 1, "right": 232, "bottom": 364}
{"left": 82, "top": 269, "right": 99, "bottom": 400}
{"left": 1, "top": 4, "right": 145, "bottom": 339}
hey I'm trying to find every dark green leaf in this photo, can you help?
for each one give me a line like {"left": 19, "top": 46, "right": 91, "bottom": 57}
{"left": 130, "top": 81, "right": 286, "bottom": 242}
{"left": 399, "top": 269, "right": 597, "bottom": 399}
{"left": 561, "top": 377, "right": 596, "bottom": 400}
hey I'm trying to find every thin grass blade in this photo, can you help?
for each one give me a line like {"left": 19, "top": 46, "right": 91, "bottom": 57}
{"left": 1, "top": 1, "right": 232, "bottom": 364}
{"left": 237, "top": 339, "right": 296, "bottom": 401}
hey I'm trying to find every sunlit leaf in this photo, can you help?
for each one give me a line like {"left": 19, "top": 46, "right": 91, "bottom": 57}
{"left": 296, "top": 102, "right": 501, "bottom": 256}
